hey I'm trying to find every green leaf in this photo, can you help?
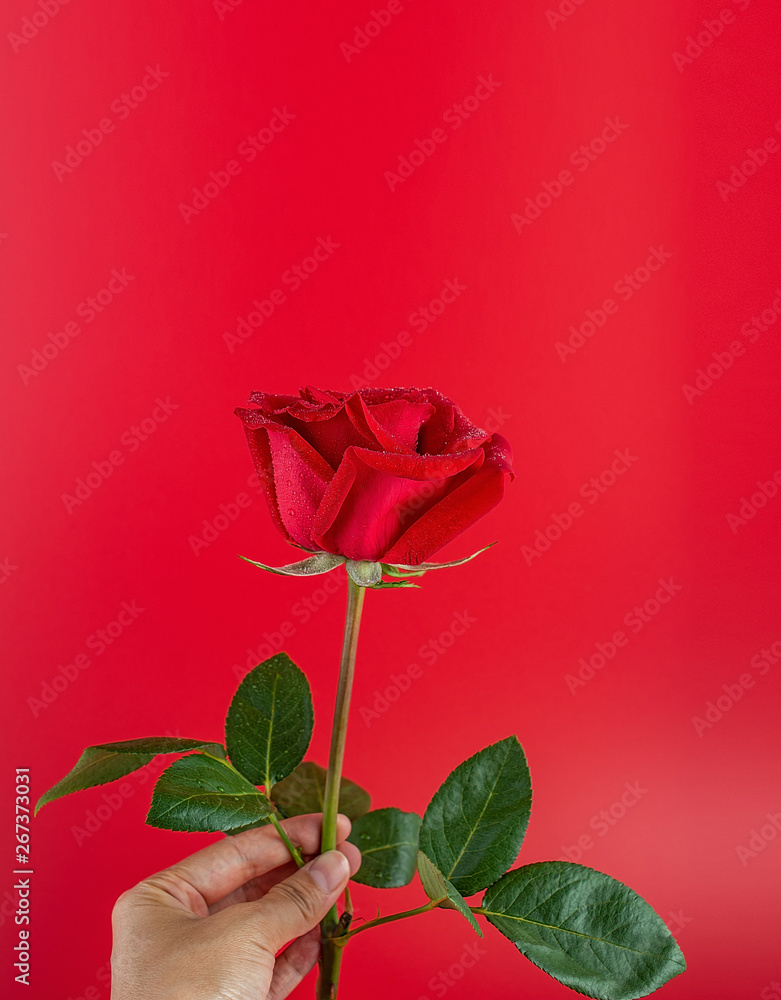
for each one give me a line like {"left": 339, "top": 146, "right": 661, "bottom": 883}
{"left": 419, "top": 736, "right": 532, "bottom": 896}
{"left": 34, "top": 738, "right": 224, "bottom": 815}
{"left": 271, "top": 761, "right": 371, "bottom": 821}
{"left": 371, "top": 579, "right": 422, "bottom": 589}
{"left": 224, "top": 817, "right": 273, "bottom": 835}
{"left": 382, "top": 543, "right": 496, "bottom": 577}
{"left": 240, "top": 552, "right": 344, "bottom": 577}
{"left": 417, "top": 851, "right": 483, "bottom": 937}
{"left": 225, "top": 653, "right": 314, "bottom": 788}
{"left": 146, "top": 753, "right": 272, "bottom": 832}
{"left": 36, "top": 748, "right": 153, "bottom": 815}
{"left": 93, "top": 738, "right": 225, "bottom": 756}
{"left": 345, "top": 560, "right": 382, "bottom": 586}
{"left": 347, "top": 807, "right": 421, "bottom": 887}
{"left": 482, "top": 862, "right": 686, "bottom": 1000}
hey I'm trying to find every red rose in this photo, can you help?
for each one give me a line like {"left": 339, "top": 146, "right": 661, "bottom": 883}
{"left": 235, "top": 386, "right": 513, "bottom": 565}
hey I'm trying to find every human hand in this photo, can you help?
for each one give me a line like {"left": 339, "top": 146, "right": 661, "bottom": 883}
{"left": 110, "top": 813, "right": 361, "bottom": 999}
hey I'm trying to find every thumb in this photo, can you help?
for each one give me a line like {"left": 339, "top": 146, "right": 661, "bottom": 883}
{"left": 248, "top": 850, "right": 350, "bottom": 952}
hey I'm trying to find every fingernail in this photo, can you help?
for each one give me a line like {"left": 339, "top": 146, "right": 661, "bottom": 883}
{"left": 306, "top": 850, "right": 349, "bottom": 893}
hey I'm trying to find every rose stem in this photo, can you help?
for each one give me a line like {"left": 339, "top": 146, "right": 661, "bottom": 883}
{"left": 318, "top": 574, "right": 366, "bottom": 999}
{"left": 332, "top": 901, "right": 487, "bottom": 944}
{"left": 336, "top": 898, "right": 445, "bottom": 942}
{"left": 268, "top": 811, "right": 305, "bottom": 867}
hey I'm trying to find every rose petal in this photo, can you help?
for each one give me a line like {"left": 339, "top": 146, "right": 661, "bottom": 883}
{"left": 344, "top": 394, "right": 435, "bottom": 454}
{"left": 353, "top": 447, "right": 483, "bottom": 481}
{"left": 311, "top": 447, "right": 484, "bottom": 561}
{"left": 367, "top": 399, "right": 437, "bottom": 450}
{"left": 415, "top": 388, "right": 491, "bottom": 455}
{"left": 357, "top": 387, "right": 429, "bottom": 406}
{"left": 245, "top": 389, "right": 374, "bottom": 468}
{"left": 288, "top": 407, "right": 372, "bottom": 469}
{"left": 235, "top": 412, "right": 289, "bottom": 544}
{"left": 235, "top": 408, "right": 335, "bottom": 549}
{"left": 382, "top": 435, "right": 514, "bottom": 564}
{"left": 248, "top": 388, "right": 341, "bottom": 424}
{"left": 247, "top": 390, "right": 314, "bottom": 417}
{"left": 300, "top": 385, "right": 345, "bottom": 406}
{"left": 264, "top": 428, "right": 336, "bottom": 548}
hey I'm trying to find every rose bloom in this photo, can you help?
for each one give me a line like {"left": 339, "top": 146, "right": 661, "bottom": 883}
{"left": 235, "top": 386, "right": 513, "bottom": 565}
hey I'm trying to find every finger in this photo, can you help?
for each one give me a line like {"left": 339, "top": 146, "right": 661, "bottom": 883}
{"left": 245, "top": 850, "right": 351, "bottom": 952}
{"left": 208, "top": 836, "right": 361, "bottom": 914}
{"left": 207, "top": 859, "right": 299, "bottom": 914}
{"left": 144, "top": 814, "right": 353, "bottom": 912}
{"left": 334, "top": 837, "right": 361, "bottom": 877}
{"left": 267, "top": 928, "right": 321, "bottom": 1000}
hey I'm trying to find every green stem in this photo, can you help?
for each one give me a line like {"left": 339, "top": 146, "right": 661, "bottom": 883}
{"left": 269, "top": 811, "right": 305, "bottom": 867}
{"left": 317, "top": 576, "right": 366, "bottom": 1000}
{"left": 318, "top": 937, "right": 345, "bottom": 999}
{"left": 320, "top": 577, "right": 366, "bottom": 858}
{"left": 337, "top": 898, "right": 444, "bottom": 943}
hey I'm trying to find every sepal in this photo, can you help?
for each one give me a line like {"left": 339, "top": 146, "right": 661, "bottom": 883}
{"left": 382, "top": 543, "right": 496, "bottom": 578}
{"left": 239, "top": 552, "right": 345, "bottom": 576}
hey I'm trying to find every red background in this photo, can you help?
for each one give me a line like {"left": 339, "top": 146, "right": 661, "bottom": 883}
{"left": 2, "top": 0, "right": 780, "bottom": 997}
